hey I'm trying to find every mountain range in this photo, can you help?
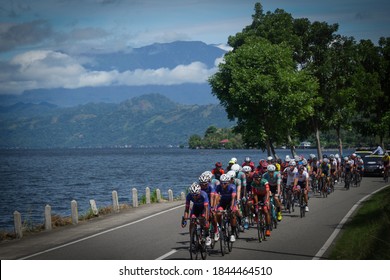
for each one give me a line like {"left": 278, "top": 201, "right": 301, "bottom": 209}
{"left": 0, "top": 94, "right": 234, "bottom": 148}
{"left": 0, "top": 41, "right": 227, "bottom": 107}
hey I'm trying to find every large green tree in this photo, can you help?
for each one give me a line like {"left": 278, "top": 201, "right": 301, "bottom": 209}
{"left": 209, "top": 37, "right": 318, "bottom": 157}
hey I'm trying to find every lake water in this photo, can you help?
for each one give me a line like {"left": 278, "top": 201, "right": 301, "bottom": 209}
{"left": 0, "top": 147, "right": 350, "bottom": 231}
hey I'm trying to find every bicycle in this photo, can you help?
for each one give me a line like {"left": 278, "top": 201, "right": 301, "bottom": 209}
{"left": 269, "top": 196, "right": 278, "bottom": 230}
{"left": 310, "top": 173, "right": 319, "bottom": 195}
{"left": 384, "top": 166, "right": 389, "bottom": 183}
{"left": 352, "top": 171, "right": 361, "bottom": 187}
{"left": 254, "top": 201, "right": 267, "bottom": 243}
{"left": 184, "top": 216, "right": 208, "bottom": 260}
{"left": 297, "top": 187, "right": 307, "bottom": 218}
{"left": 216, "top": 209, "right": 233, "bottom": 256}
{"left": 344, "top": 171, "right": 352, "bottom": 190}
{"left": 284, "top": 185, "right": 294, "bottom": 214}
{"left": 318, "top": 174, "right": 328, "bottom": 198}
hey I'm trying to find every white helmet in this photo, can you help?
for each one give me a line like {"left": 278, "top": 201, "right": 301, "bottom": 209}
{"left": 227, "top": 170, "right": 236, "bottom": 178}
{"left": 242, "top": 166, "right": 251, "bottom": 172}
{"left": 289, "top": 160, "right": 296, "bottom": 166}
{"left": 267, "top": 164, "right": 276, "bottom": 172}
{"left": 199, "top": 173, "right": 211, "bottom": 183}
{"left": 335, "top": 154, "right": 340, "bottom": 159}
{"left": 220, "top": 174, "right": 230, "bottom": 183}
{"left": 231, "top": 164, "right": 240, "bottom": 172}
{"left": 230, "top": 157, "right": 237, "bottom": 163}
{"left": 344, "top": 157, "right": 349, "bottom": 161}
{"left": 189, "top": 182, "right": 201, "bottom": 195}
{"left": 302, "top": 159, "right": 307, "bottom": 166}
{"left": 267, "top": 156, "right": 273, "bottom": 161}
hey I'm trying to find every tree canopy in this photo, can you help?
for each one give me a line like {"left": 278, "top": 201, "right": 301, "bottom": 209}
{"left": 208, "top": 2, "right": 390, "bottom": 157}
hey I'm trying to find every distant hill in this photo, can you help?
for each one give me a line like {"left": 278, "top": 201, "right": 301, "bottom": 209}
{"left": 0, "top": 94, "right": 233, "bottom": 148}
{"left": 0, "top": 41, "right": 226, "bottom": 107}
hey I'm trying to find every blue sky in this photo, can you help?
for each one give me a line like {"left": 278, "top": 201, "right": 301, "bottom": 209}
{"left": 1, "top": 0, "right": 389, "bottom": 96}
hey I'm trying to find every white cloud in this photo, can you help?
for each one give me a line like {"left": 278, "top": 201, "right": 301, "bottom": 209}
{"left": 0, "top": 50, "right": 217, "bottom": 95}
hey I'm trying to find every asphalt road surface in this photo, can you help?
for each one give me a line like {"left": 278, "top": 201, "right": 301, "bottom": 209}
{"left": 1, "top": 176, "right": 388, "bottom": 260}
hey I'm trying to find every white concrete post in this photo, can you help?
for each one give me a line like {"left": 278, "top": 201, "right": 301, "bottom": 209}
{"left": 13, "top": 211, "right": 23, "bottom": 239}
{"left": 44, "top": 204, "right": 52, "bottom": 231}
{"left": 112, "top": 190, "right": 120, "bottom": 212}
{"left": 71, "top": 200, "right": 78, "bottom": 225}
{"left": 156, "top": 188, "right": 161, "bottom": 202}
{"left": 145, "top": 187, "right": 151, "bottom": 204}
{"left": 168, "top": 189, "right": 174, "bottom": 202}
{"left": 89, "top": 199, "right": 99, "bottom": 216}
{"left": 181, "top": 192, "right": 186, "bottom": 200}
{"left": 132, "top": 188, "right": 138, "bottom": 208}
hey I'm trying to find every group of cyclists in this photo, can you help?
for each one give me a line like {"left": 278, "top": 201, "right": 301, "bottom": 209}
{"left": 181, "top": 150, "right": 390, "bottom": 257}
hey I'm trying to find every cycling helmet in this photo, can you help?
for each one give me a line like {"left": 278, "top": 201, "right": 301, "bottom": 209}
{"left": 242, "top": 166, "right": 251, "bottom": 172}
{"left": 323, "top": 158, "right": 329, "bottom": 163}
{"left": 199, "top": 173, "right": 211, "bottom": 183}
{"left": 335, "top": 154, "right": 340, "bottom": 159}
{"left": 267, "top": 164, "right": 276, "bottom": 172}
{"left": 289, "top": 160, "right": 297, "bottom": 166}
{"left": 245, "top": 156, "right": 251, "bottom": 163}
{"left": 200, "top": 171, "right": 212, "bottom": 181}
{"left": 302, "top": 159, "right": 308, "bottom": 166}
{"left": 294, "top": 155, "right": 301, "bottom": 162}
{"left": 299, "top": 165, "right": 305, "bottom": 171}
{"left": 309, "top": 154, "right": 315, "bottom": 159}
{"left": 330, "top": 154, "right": 335, "bottom": 159}
{"left": 230, "top": 157, "right": 237, "bottom": 164}
{"left": 227, "top": 170, "right": 236, "bottom": 178}
{"left": 267, "top": 156, "right": 273, "bottom": 161}
{"left": 323, "top": 154, "right": 328, "bottom": 158}
{"left": 220, "top": 174, "right": 230, "bottom": 183}
{"left": 344, "top": 156, "right": 349, "bottom": 161}
{"left": 231, "top": 164, "right": 240, "bottom": 172}
{"left": 253, "top": 172, "right": 261, "bottom": 179}
{"left": 285, "top": 155, "right": 291, "bottom": 162}
{"left": 215, "top": 162, "right": 222, "bottom": 167}
{"left": 189, "top": 182, "right": 201, "bottom": 195}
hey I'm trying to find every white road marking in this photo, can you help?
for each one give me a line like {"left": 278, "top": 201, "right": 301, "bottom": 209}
{"left": 20, "top": 203, "right": 184, "bottom": 260}
{"left": 313, "top": 185, "right": 389, "bottom": 260}
{"left": 156, "top": 249, "right": 177, "bottom": 260}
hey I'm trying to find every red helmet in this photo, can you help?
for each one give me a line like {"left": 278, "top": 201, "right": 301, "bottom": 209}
{"left": 215, "top": 162, "right": 222, "bottom": 168}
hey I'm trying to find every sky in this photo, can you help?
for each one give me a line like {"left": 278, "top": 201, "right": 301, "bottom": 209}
{"left": 0, "top": 0, "right": 389, "bottom": 96}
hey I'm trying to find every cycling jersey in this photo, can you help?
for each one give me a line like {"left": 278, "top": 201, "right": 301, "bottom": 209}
{"left": 283, "top": 166, "right": 298, "bottom": 186}
{"left": 200, "top": 182, "right": 216, "bottom": 201}
{"left": 211, "top": 168, "right": 224, "bottom": 180}
{"left": 262, "top": 171, "right": 281, "bottom": 193}
{"left": 185, "top": 190, "right": 209, "bottom": 216}
{"left": 251, "top": 178, "right": 269, "bottom": 196}
{"left": 294, "top": 170, "right": 309, "bottom": 187}
{"left": 215, "top": 183, "right": 237, "bottom": 208}
{"left": 320, "top": 163, "right": 331, "bottom": 176}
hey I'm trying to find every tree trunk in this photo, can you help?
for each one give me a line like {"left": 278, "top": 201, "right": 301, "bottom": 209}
{"left": 315, "top": 125, "right": 322, "bottom": 160}
{"left": 266, "top": 137, "right": 271, "bottom": 157}
{"left": 270, "top": 141, "right": 279, "bottom": 160}
{"left": 287, "top": 133, "right": 297, "bottom": 157}
{"left": 336, "top": 126, "right": 343, "bottom": 157}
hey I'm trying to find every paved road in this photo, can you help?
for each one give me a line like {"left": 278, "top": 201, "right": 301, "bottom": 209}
{"left": 0, "top": 177, "right": 388, "bottom": 260}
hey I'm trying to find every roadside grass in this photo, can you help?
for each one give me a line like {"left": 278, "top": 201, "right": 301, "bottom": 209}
{"left": 329, "top": 186, "right": 390, "bottom": 259}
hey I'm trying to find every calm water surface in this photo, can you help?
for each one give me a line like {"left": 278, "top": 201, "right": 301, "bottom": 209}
{"left": 0, "top": 147, "right": 347, "bottom": 231}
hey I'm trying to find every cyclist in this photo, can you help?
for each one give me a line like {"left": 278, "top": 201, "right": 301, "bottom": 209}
{"left": 214, "top": 174, "right": 237, "bottom": 242}
{"left": 198, "top": 172, "right": 219, "bottom": 241}
{"left": 318, "top": 157, "right": 331, "bottom": 192}
{"left": 182, "top": 182, "right": 211, "bottom": 246}
{"left": 262, "top": 164, "right": 283, "bottom": 221}
{"left": 282, "top": 160, "right": 298, "bottom": 210}
{"left": 256, "top": 159, "right": 268, "bottom": 175}
{"left": 293, "top": 165, "right": 310, "bottom": 212}
{"left": 251, "top": 172, "right": 271, "bottom": 237}
{"left": 241, "top": 165, "right": 253, "bottom": 228}
{"left": 343, "top": 156, "right": 354, "bottom": 188}
{"left": 211, "top": 162, "right": 225, "bottom": 181}
{"left": 242, "top": 156, "right": 255, "bottom": 171}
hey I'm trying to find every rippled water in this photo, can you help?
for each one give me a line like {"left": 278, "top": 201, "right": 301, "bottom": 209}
{"left": 0, "top": 147, "right": 347, "bottom": 231}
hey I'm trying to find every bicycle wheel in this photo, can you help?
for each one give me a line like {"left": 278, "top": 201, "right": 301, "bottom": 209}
{"left": 299, "top": 193, "right": 305, "bottom": 218}
{"left": 256, "top": 211, "right": 263, "bottom": 242}
{"left": 218, "top": 226, "right": 224, "bottom": 256}
{"left": 199, "top": 228, "right": 207, "bottom": 260}
{"left": 189, "top": 226, "right": 199, "bottom": 260}
{"left": 226, "top": 220, "right": 233, "bottom": 252}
